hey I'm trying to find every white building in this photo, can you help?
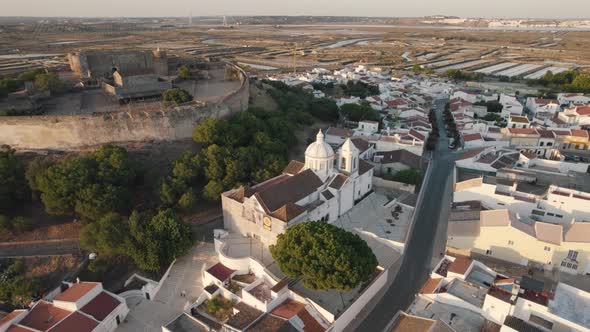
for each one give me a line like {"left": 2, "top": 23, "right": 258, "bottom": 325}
{"left": 558, "top": 93, "right": 590, "bottom": 106}
{"left": 0, "top": 281, "right": 128, "bottom": 332}
{"left": 526, "top": 97, "right": 560, "bottom": 116}
{"left": 221, "top": 130, "right": 374, "bottom": 245}
{"left": 499, "top": 94, "right": 524, "bottom": 118}
{"left": 407, "top": 256, "right": 590, "bottom": 331}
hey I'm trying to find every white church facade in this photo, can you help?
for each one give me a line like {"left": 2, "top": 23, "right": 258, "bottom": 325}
{"left": 221, "top": 130, "right": 374, "bottom": 245}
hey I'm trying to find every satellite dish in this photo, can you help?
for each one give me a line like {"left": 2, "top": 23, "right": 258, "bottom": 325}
{"left": 89, "top": 253, "right": 97, "bottom": 260}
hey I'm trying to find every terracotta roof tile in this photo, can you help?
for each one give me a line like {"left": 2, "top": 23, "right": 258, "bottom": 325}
{"left": 6, "top": 325, "right": 36, "bottom": 332}
{"left": 48, "top": 311, "right": 98, "bottom": 332}
{"left": 206, "top": 263, "right": 236, "bottom": 282}
{"left": 463, "top": 133, "right": 483, "bottom": 142}
{"left": 255, "top": 169, "right": 323, "bottom": 213}
{"left": 271, "top": 299, "right": 307, "bottom": 319}
{"left": 19, "top": 301, "right": 72, "bottom": 331}
{"left": 271, "top": 203, "right": 307, "bottom": 222}
{"left": 510, "top": 116, "right": 530, "bottom": 124}
{"left": 299, "top": 308, "right": 326, "bottom": 332}
{"left": 283, "top": 160, "right": 305, "bottom": 175}
{"left": 80, "top": 292, "right": 122, "bottom": 321}
{"left": 420, "top": 278, "right": 442, "bottom": 294}
{"left": 329, "top": 174, "right": 348, "bottom": 190}
{"left": 508, "top": 128, "right": 539, "bottom": 135}
{"left": 0, "top": 310, "right": 26, "bottom": 329}
{"left": 390, "top": 312, "right": 436, "bottom": 332}
{"left": 358, "top": 159, "right": 374, "bottom": 176}
{"left": 54, "top": 282, "right": 99, "bottom": 303}
{"left": 351, "top": 137, "right": 370, "bottom": 153}
{"left": 571, "top": 129, "right": 589, "bottom": 138}
{"left": 449, "top": 257, "right": 472, "bottom": 275}
{"left": 374, "top": 150, "right": 421, "bottom": 168}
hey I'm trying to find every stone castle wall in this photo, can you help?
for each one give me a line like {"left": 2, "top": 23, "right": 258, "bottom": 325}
{"left": 0, "top": 63, "right": 249, "bottom": 150}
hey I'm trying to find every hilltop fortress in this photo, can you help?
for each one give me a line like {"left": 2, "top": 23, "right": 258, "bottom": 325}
{"left": 0, "top": 54, "right": 249, "bottom": 150}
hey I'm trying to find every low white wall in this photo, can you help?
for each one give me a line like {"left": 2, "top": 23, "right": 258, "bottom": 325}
{"left": 530, "top": 158, "right": 590, "bottom": 174}
{"left": 354, "top": 228, "right": 405, "bottom": 254}
{"left": 331, "top": 268, "right": 389, "bottom": 331}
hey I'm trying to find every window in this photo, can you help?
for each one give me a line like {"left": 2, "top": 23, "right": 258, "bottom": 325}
{"left": 341, "top": 157, "right": 347, "bottom": 168}
{"left": 547, "top": 212, "right": 555, "bottom": 217}
{"left": 486, "top": 249, "right": 493, "bottom": 255}
{"left": 508, "top": 240, "right": 514, "bottom": 245}
{"left": 544, "top": 246, "right": 551, "bottom": 252}
{"left": 555, "top": 214, "right": 563, "bottom": 218}
{"left": 532, "top": 210, "right": 545, "bottom": 216}
{"left": 497, "top": 203, "right": 505, "bottom": 206}
{"left": 540, "top": 141, "right": 545, "bottom": 146}
{"left": 547, "top": 142, "right": 553, "bottom": 146}
{"left": 567, "top": 250, "right": 579, "bottom": 260}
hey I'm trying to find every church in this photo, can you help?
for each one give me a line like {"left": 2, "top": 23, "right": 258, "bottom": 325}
{"left": 221, "top": 130, "right": 374, "bottom": 245}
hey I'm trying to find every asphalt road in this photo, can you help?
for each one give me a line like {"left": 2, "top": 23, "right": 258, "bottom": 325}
{"left": 0, "top": 239, "right": 80, "bottom": 258}
{"left": 353, "top": 97, "right": 456, "bottom": 332}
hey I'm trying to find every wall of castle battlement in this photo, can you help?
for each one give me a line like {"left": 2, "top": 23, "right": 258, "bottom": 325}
{"left": 0, "top": 63, "right": 249, "bottom": 150}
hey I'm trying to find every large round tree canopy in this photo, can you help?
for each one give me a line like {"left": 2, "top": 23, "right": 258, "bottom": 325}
{"left": 269, "top": 221, "right": 378, "bottom": 291}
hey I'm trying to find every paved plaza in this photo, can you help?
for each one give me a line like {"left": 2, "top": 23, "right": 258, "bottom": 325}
{"left": 116, "top": 242, "right": 217, "bottom": 332}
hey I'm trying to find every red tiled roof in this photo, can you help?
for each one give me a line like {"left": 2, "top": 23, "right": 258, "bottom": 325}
{"left": 0, "top": 310, "right": 26, "bottom": 328}
{"left": 571, "top": 129, "right": 589, "bottom": 138}
{"left": 271, "top": 203, "right": 307, "bottom": 222}
{"left": 6, "top": 325, "right": 36, "bottom": 332}
{"left": 19, "top": 301, "right": 72, "bottom": 331}
{"left": 551, "top": 118, "right": 566, "bottom": 125}
{"left": 576, "top": 106, "right": 590, "bottom": 116}
{"left": 48, "top": 311, "right": 98, "bottom": 332}
{"left": 299, "top": 308, "right": 326, "bottom": 332}
{"left": 54, "top": 282, "right": 99, "bottom": 303}
{"left": 255, "top": 169, "right": 323, "bottom": 213}
{"left": 409, "top": 129, "right": 425, "bottom": 141}
{"left": 457, "top": 147, "right": 485, "bottom": 160}
{"left": 420, "top": 278, "right": 442, "bottom": 294}
{"left": 326, "top": 127, "right": 353, "bottom": 138}
{"left": 80, "top": 292, "right": 122, "bottom": 321}
{"left": 206, "top": 263, "right": 236, "bottom": 282}
{"left": 385, "top": 99, "right": 409, "bottom": 107}
{"left": 463, "top": 133, "right": 483, "bottom": 142}
{"left": 448, "top": 257, "right": 472, "bottom": 275}
{"left": 271, "top": 299, "right": 307, "bottom": 319}
{"left": 508, "top": 128, "right": 539, "bottom": 135}
{"left": 510, "top": 116, "right": 529, "bottom": 124}
{"left": 283, "top": 160, "right": 305, "bottom": 175}
{"left": 537, "top": 130, "right": 555, "bottom": 139}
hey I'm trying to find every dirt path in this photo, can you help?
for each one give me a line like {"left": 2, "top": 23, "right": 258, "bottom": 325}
{"left": 0, "top": 239, "right": 80, "bottom": 258}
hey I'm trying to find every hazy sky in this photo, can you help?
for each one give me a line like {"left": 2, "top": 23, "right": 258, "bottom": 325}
{"left": 3, "top": 0, "right": 590, "bottom": 19}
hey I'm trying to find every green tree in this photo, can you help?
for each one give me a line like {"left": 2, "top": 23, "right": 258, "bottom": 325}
{"left": 0, "top": 147, "right": 28, "bottom": 213}
{"left": 178, "top": 66, "right": 191, "bottom": 79}
{"left": 309, "top": 98, "right": 339, "bottom": 122}
{"left": 35, "top": 145, "right": 137, "bottom": 220}
{"left": 35, "top": 72, "right": 65, "bottom": 94}
{"left": 412, "top": 64, "right": 422, "bottom": 74}
{"left": 392, "top": 169, "right": 422, "bottom": 185}
{"left": 25, "top": 157, "right": 52, "bottom": 193}
{"left": 203, "top": 180, "right": 224, "bottom": 201}
{"left": 340, "top": 103, "right": 379, "bottom": 122}
{"left": 80, "top": 213, "right": 128, "bottom": 257}
{"left": 17, "top": 68, "right": 45, "bottom": 82}
{"left": 570, "top": 74, "right": 590, "bottom": 93}
{"left": 270, "top": 221, "right": 378, "bottom": 291}
{"left": 192, "top": 118, "right": 228, "bottom": 146}
{"left": 163, "top": 88, "right": 192, "bottom": 105}
{"left": 125, "top": 209, "right": 192, "bottom": 271}
{"left": 11, "top": 217, "right": 32, "bottom": 233}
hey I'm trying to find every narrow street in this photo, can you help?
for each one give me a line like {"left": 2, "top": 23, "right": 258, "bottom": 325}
{"left": 353, "top": 97, "right": 456, "bottom": 332}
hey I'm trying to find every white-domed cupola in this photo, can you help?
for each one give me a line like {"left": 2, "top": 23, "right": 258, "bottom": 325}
{"left": 305, "top": 130, "right": 335, "bottom": 178}
{"left": 339, "top": 138, "right": 360, "bottom": 174}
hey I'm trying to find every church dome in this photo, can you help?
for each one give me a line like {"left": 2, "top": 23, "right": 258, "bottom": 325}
{"left": 305, "top": 130, "right": 334, "bottom": 159}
